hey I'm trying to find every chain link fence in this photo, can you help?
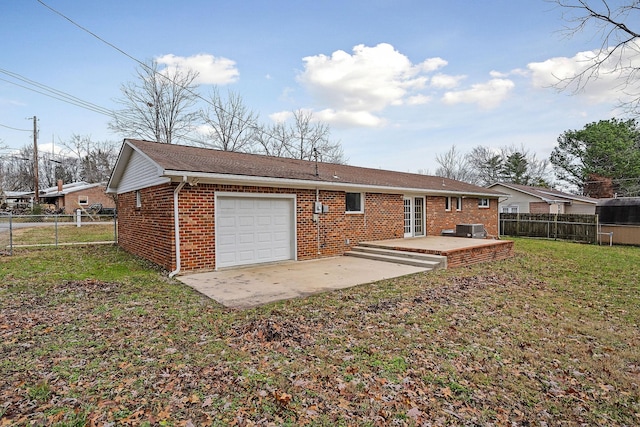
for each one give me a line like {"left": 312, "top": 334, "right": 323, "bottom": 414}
{"left": 0, "top": 211, "right": 117, "bottom": 255}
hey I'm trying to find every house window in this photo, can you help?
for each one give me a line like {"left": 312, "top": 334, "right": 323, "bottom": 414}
{"left": 456, "top": 197, "right": 462, "bottom": 211}
{"left": 78, "top": 196, "right": 88, "bottom": 206}
{"left": 478, "top": 198, "right": 490, "bottom": 208}
{"left": 445, "top": 197, "right": 451, "bottom": 211}
{"left": 345, "top": 192, "right": 363, "bottom": 213}
{"left": 135, "top": 190, "right": 142, "bottom": 208}
{"left": 502, "top": 206, "right": 518, "bottom": 213}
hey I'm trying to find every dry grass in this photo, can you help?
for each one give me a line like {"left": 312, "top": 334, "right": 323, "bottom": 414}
{"left": 1, "top": 239, "right": 639, "bottom": 426}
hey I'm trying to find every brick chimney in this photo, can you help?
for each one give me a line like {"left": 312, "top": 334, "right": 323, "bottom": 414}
{"left": 57, "top": 179, "right": 63, "bottom": 192}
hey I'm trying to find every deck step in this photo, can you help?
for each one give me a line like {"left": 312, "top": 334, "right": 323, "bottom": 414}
{"left": 345, "top": 245, "right": 446, "bottom": 270}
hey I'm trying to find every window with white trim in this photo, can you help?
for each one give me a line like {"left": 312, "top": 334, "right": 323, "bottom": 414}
{"left": 445, "top": 196, "right": 451, "bottom": 211}
{"left": 456, "top": 197, "right": 462, "bottom": 211}
{"left": 478, "top": 198, "right": 490, "bottom": 208}
{"left": 345, "top": 192, "right": 363, "bottom": 213}
{"left": 78, "top": 195, "right": 88, "bottom": 206}
{"left": 502, "top": 205, "right": 518, "bottom": 213}
{"left": 135, "top": 190, "right": 142, "bottom": 208}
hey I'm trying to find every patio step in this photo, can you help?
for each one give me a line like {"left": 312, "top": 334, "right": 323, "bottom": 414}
{"left": 345, "top": 245, "right": 447, "bottom": 270}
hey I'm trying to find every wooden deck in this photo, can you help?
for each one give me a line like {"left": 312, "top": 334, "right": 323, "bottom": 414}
{"left": 359, "top": 236, "right": 514, "bottom": 268}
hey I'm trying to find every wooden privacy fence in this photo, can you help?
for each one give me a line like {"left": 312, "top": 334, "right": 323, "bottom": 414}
{"left": 500, "top": 213, "right": 598, "bottom": 243}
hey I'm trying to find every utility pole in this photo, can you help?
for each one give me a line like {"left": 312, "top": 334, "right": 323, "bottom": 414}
{"left": 32, "top": 116, "right": 39, "bottom": 204}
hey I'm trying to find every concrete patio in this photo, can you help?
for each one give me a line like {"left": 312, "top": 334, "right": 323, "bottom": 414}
{"left": 178, "top": 256, "right": 428, "bottom": 309}
{"left": 177, "top": 236, "right": 513, "bottom": 309}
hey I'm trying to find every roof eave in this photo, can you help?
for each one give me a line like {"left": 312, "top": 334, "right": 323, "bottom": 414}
{"left": 162, "top": 170, "right": 504, "bottom": 198}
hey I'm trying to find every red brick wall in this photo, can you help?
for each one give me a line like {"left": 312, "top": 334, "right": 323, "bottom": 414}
{"left": 117, "top": 184, "right": 405, "bottom": 272}
{"left": 117, "top": 183, "right": 175, "bottom": 271}
{"left": 117, "top": 183, "right": 499, "bottom": 272}
{"left": 529, "top": 202, "right": 550, "bottom": 214}
{"left": 426, "top": 196, "right": 498, "bottom": 237}
{"left": 61, "top": 186, "right": 116, "bottom": 214}
{"left": 443, "top": 241, "right": 514, "bottom": 268}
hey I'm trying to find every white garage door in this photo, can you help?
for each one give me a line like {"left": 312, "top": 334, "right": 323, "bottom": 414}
{"left": 216, "top": 196, "right": 295, "bottom": 268}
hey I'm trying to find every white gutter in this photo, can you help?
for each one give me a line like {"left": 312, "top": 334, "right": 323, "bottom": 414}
{"left": 162, "top": 170, "right": 504, "bottom": 199}
{"left": 169, "top": 177, "right": 188, "bottom": 278}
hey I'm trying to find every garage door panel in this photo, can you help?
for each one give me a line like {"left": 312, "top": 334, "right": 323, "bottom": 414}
{"left": 218, "top": 234, "right": 236, "bottom": 245}
{"left": 217, "top": 196, "right": 294, "bottom": 268}
{"left": 239, "top": 216, "right": 255, "bottom": 227}
{"left": 257, "top": 248, "right": 273, "bottom": 259}
{"left": 238, "top": 250, "right": 256, "bottom": 262}
{"left": 218, "top": 216, "right": 236, "bottom": 228}
{"left": 238, "top": 232, "right": 255, "bottom": 244}
{"left": 273, "top": 231, "right": 288, "bottom": 242}
{"left": 257, "top": 216, "right": 272, "bottom": 226}
{"left": 257, "top": 232, "right": 272, "bottom": 243}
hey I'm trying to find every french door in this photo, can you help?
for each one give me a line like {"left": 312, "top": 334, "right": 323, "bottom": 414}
{"left": 403, "top": 196, "right": 425, "bottom": 238}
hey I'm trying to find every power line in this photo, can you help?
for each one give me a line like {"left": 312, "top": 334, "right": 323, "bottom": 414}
{"left": 0, "top": 123, "right": 31, "bottom": 132}
{"left": 0, "top": 69, "right": 114, "bottom": 117}
{"left": 36, "top": 0, "right": 148, "bottom": 71}
{"left": 35, "top": 0, "right": 281, "bottom": 144}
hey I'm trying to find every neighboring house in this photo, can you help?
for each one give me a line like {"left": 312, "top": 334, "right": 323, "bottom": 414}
{"left": 107, "top": 139, "right": 507, "bottom": 274}
{"left": 2, "top": 182, "right": 114, "bottom": 213}
{"left": 39, "top": 181, "right": 115, "bottom": 214}
{"left": 488, "top": 183, "right": 598, "bottom": 215}
{"left": 1, "top": 191, "right": 32, "bottom": 211}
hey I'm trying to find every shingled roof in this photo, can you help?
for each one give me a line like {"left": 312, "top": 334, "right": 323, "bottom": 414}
{"left": 488, "top": 182, "right": 598, "bottom": 204}
{"left": 110, "top": 139, "right": 505, "bottom": 197}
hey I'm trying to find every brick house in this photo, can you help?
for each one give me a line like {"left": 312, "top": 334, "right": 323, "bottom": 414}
{"left": 107, "top": 139, "right": 506, "bottom": 274}
{"left": 40, "top": 181, "right": 115, "bottom": 214}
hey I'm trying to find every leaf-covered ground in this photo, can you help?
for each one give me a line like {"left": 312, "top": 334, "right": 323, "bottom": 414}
{"left": 1, "top": 240, "right": 639, "bottom": 426}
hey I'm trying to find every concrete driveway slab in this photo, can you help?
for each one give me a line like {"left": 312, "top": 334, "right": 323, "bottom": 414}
{"left": 177, "top": 256, "right": 427, "bottom": 309}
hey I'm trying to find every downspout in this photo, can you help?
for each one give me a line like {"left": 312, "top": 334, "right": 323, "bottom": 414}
{"left": 316, "top": 188, "right": 321, "bottom": 255}
{"left": 169, "top": 178, "right": 188, "bottom": 278}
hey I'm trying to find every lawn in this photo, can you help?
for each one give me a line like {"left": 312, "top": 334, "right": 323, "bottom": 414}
{"left": 1, "top": 239, "right": 639, "bottom": 426}
{"left": 4, "top": 223, "right": 116, "bottom": 247}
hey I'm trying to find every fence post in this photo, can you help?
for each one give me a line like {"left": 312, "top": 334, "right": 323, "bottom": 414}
{"left": 76, "top": 209, "right": 82, "bottom": 227}
{"left": 9, "top": 213, "right": 13, "bottom": 256}
{"left": 55, "top": 214, "right": 58, "bottom": 246}
{"left": 113, "top": 212, "right": 117, "bottom": 242}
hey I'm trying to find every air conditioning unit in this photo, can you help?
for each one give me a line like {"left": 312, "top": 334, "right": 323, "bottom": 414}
{"left": 455, "top": 224, "right": 486, "bottom": 238}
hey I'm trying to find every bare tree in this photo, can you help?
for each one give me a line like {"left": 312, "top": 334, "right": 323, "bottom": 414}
{"left": 499, "top": 144, "right": 552, "bottom": 186}
{"left": 109, "top": 60, "right": 200, "bottom": 144}
{"left": 57, "top": 134, "right": 118, "bottom": 183}
{"left": 435, "top": 146, "right": 478, "bottom": 184}
{"left": 435, "top": 144, "right": 552, "bottom": 186}
{"left": 1, "top": 146, "right": 35, "bottom": 191}
{"left": 550, "top": 0, "right": 640, "bottom": 114}
{"left": 287, "top": 110, "right": 345, "bottom": 163}
{"left": 253, "top": 121, "right": 290, "bottom": 157}
{"left": 199, "top": 88, "right": 259, "bottom": 152}
{"left": 466, "top": 146, "right": 504, "bottom": 186}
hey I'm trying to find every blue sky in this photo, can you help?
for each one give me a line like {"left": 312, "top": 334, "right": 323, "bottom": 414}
{"left": 0, "top": 0, "right": 630, "bottom": 175}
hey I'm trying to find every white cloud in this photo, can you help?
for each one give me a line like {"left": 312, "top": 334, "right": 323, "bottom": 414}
{"left": 314, "top": 109, "right": 386, "bottom": 128}
{"left": 430, "top": 73, "right": 465, "bottom": 89}
{"left": 406, "top": 94, "right": 431, "bottom": 105}
{"left": 527, "top": 42, "right": 640, "bottom": 105}
{"left": 268, "top": 111, "right": 293, "bottom": 123}
{"left": 297, "top": 43, "right": 445, "bottom": 127}
{"left": 442, "top": 78, "right": 515, "bottom": 109}
{"left": 156, "top": 53, "right": 239, "bottom": 85}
